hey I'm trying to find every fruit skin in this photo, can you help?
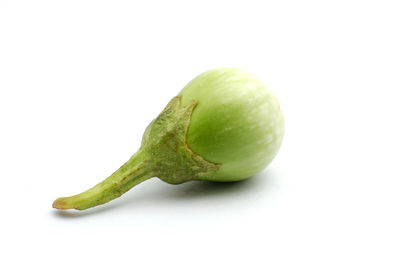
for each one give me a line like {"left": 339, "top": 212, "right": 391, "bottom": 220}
{"left": 179, "top": 68, "right": 284, "bottom": 182}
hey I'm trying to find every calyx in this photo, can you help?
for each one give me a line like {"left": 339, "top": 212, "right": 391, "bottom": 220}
{"left": 53, "top": 96, "right": 220, "bottom": 210}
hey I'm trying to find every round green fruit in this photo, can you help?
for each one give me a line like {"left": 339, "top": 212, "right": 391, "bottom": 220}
{"left": 53, "top": 68, "right": 284, "bottom": 210}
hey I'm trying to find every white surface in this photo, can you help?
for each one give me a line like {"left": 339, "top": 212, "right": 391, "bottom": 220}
{"left": 1, "top": 0, "right": 399, "bottom": 264}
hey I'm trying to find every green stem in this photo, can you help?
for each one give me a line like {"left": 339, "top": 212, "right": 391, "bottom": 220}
{"left": 53, "top": 149, "right": 153, "bottom": 210}
{"left": 52, "top": 97, "right": 220, "bottom": 211}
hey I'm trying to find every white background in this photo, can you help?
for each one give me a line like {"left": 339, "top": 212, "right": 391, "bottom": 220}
{"left": 1, "top": 0, "right": 399, "bottom": 264}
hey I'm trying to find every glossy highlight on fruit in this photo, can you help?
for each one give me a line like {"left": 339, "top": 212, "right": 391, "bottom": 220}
{"left": 53, "top": 68, "right": 284, "bottom": 210}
